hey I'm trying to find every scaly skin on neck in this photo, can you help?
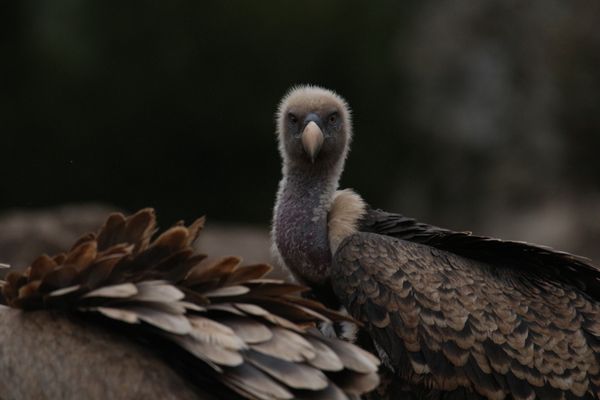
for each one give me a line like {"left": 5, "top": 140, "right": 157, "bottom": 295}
{"left": 274, "top": 164, "right": 340, "bottom": 286}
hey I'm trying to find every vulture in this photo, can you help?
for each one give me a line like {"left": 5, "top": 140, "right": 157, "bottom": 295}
{"left": 0, "top": 208, "right": 380, "bottom": 400}
{"left": 272, "top": 85, "right": 600, "bottom": 400}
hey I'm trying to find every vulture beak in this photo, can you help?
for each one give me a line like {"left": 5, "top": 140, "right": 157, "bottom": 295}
{"left": 301, "top": 121, "right": 324, "bottom": 162}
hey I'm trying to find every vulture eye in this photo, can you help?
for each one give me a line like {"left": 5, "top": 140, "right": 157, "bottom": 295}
{"left": 288, "top": 113, "right": 298, "bottom": 124}
{"left": 328, "top": 113, "right": 338, "bottom": 124}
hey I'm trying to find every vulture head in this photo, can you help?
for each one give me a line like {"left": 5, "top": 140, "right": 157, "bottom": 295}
{"left": 277, "top": 85, "right": 352, "bottom": 173}
{"left": 273, "top": 85, "right": 355, "bottom": 290}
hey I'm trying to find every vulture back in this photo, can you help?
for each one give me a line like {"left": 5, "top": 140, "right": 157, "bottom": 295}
{"left": 333, "top": 214, "right": 600, "bottom": 400}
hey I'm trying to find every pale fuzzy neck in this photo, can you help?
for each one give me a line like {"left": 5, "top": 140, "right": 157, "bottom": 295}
{"left": 273, "top": 164, "right": 341, "bottom": 286}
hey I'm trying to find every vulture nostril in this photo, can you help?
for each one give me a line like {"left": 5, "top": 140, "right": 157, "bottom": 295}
{"left": 304, "top": 113, "right": 323, "bottom": 129}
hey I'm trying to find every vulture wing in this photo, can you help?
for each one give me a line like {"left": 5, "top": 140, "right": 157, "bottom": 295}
{"left": 0, "top": 208, "right": 379, "bottom": 400}
{"left": 332, "top": 231, "right": 600, "bottom": 400}
{"left": 361, "top": 208, "right": 600, "bottom": 300}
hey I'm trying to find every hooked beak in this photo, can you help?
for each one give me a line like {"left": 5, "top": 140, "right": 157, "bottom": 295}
{"left": 301, "top": 121, "right": 324, "bottom": 162}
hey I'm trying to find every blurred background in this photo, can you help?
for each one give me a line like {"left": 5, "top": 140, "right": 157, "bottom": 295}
{"left": 1, "top": 1, "right": 600, "bottom": 270}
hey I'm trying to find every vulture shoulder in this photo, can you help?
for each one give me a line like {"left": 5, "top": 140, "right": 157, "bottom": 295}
{"left": 332, "top": 231, "right": 600, "bottom": 399}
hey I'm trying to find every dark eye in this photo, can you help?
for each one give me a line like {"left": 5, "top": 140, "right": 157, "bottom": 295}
{"left": 288, "top": 113, "right": 298, "bottom": 124}
{"left": 328, "top": 113, "right": 338, "bottom": 124}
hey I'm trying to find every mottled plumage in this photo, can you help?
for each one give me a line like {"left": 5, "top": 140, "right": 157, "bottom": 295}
{"left": 335, "top": 227, "right": 600, "bottom": 399}
{"left": 0, "top": 208, "right": 379, "bottom": 400}
{"left": 272, "top": 85, "right": 600, "bottom": 399}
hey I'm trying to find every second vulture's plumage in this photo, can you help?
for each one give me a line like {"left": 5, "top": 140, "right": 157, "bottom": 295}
{"left": 272, "top": 85, "right": 600, "bottom": 400}
{"left": 0, "top": 208, "right": 379, "bottom": 400}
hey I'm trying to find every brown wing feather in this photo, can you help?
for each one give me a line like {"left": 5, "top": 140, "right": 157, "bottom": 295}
{"left": 360, "top": 208, "right": 600, "bottom": 300}
{"left": 0, "top": 209, "right": 379, "bottom": 400}
{"left": 333, "top": 232, "right": 600, "bottom": 400}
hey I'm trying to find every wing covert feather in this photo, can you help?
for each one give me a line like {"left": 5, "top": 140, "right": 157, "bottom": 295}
{"left": 332, "top": 232, "right": 600, "bottom": 399}
{"left": 360, "top": 208, "right": 600, "bottom": 301}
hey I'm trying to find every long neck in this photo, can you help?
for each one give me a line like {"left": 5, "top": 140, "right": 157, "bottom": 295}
{"left": 274, "top": 163, "right": 341, "bottom": 286}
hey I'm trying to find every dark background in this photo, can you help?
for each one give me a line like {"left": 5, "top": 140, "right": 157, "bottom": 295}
{"left": 2, "top": 1, "right": 600, "bottom": 261}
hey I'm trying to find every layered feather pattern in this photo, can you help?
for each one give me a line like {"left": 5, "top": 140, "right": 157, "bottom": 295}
{"left": 334, "top": 231, "right": 600, "bottom": 400}
{"left": 1, "top": 208, "right": 379, "bottom": 400}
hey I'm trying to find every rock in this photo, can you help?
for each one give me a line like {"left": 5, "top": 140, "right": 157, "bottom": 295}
{"left": 0, "top": 307, "right": 210, "bottom": 400}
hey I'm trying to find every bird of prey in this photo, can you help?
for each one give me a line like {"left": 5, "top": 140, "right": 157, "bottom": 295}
{"left": 0, "top": 208, "right": 379, "bottom": 400}
{"left": 272, "top": 85, "right": 600, "bottom": 400}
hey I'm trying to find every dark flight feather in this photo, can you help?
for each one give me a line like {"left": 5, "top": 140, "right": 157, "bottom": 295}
{"left": 360, "top": 208, "right": 600, "bottom": 299}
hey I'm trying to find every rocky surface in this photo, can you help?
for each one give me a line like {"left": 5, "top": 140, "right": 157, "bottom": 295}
{"left": 0, "top": 308, "right": 207, "bottom": 400}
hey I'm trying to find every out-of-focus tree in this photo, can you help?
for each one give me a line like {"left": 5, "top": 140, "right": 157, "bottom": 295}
{"left": 1, "top": 0, "right": 599, "bottom": 260}
{"left": 394, "top": 0, "right": 600, "bottom": 258}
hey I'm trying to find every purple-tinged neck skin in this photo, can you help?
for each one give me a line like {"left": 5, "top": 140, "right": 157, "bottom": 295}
{"left": 274, "top": 166, "right": 337, "bottom": 286}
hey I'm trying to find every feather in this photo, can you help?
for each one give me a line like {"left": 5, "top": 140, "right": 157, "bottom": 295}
{"left": 93, "top": 306, "right": 140, "bottom": 324}
{"left": 28, "top": 255, "right": 57, "bottom": 281}
{"left": 179, "top": 301, "right": 205, "bottom": 312}
{"left": 188, "top": 316, "right": 246, "bottom": 350}
{"left": 223, "top": 363, "right": 294, "bottom": 400}
{"left": 96, "top": 212, "right": 127, "bottom": 250}
{"left": 207, "top": 303, "right": 246, "bottom": 316}
{"left": 122, "top": 207, "right": 156, "bottom": 248}
{"left": 38, "top": 266, "right": 78, "bottom": 291}
{"left": 251, "top": 327, "right": 316, "bottom": 362}
{"left": 218, "top": 316, "right": 273, "bottom": 344}
{"left": 174, "top": 335, "right": 244, "bottom": 367}
{"left": 63, "top": 241, "right": 97, "bottom": 271}
{"left": 185, "top": 256, "right": 242, "bottom": 287}
{"left": 243, "top": 281, "right": 307, "bottom": 297}
{"left": 133, "top": 281, "right": 185, "bottom": 302}
{"left": 294, "top": 383, "right": 348, "bottom": 400}
{"left": 251, "top": 298, "right": 331, "bottom": 324}
{"left": 204, "top": 285, "right": 250, "bottom": 298}
{"left": 245, "top": 350, "right": 329, "bottom": 390}
{"left": 226, "top": 264, "right": 273, "bottom": 284}
{"left": 304, "top": 335, "right": 344, "bottom": 371}
{"left": 77, "top": 253, "right": 123, "bottom": 288}
{"left": 152, "top": 226, "right": 190, "bottom": 251}
{"left": 233, "top": 302, "right": 303, "bottom": 332}
{"left": 320, "top": 335, "right": 380, "bottom": 373}
{"left": 124, "top": 305, "right": 192, "bottom": 334}
{"left": 49, "top": 285, "right": 82, "bottom": 297}
{"left": 136, "top": 300, "right": 188, "bottom": 315}
{"left": 185, "top": 216, "right": 205, "bottom": 244}
{"left": 333, "top": 369, "right": 381, "bottom": 395}
{"left": 82, "top": 283, "right": 138, "bottom": 299}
